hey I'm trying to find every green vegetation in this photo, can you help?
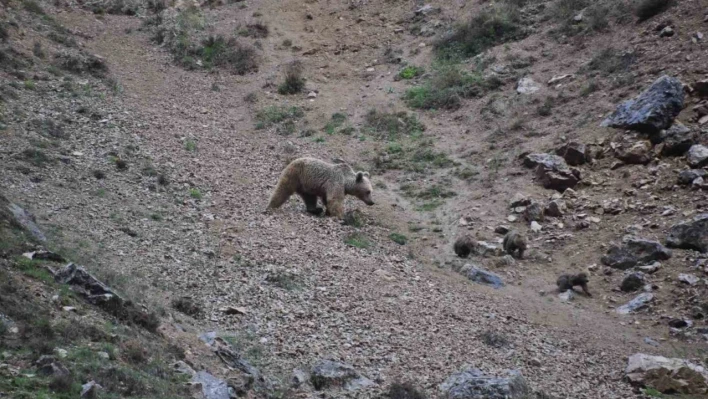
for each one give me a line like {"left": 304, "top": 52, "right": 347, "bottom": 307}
{"left": 398, "top": 65, "right": 424, "bottom": 80}
{"left": 344, "top": 233, "right": 371, "bottom": 249}
{"left": 278, "top": 61, "right": 305, "bottom": 95}
{"left": 642, "top": 388, "right": 664, "bottom": 397}
{"left": 434, "top": 5, "right": 524, "bottom": 61}
{"left": 255, "top": 105, "right": 304, "bottom": 129}
{"left": 404, "top": 65, "right": 502, "bottom": 110}
{"left": 455, "top": 166, "right": 480, "bottom": 181}
{"left": 363, "top": 110, "right": 425, "bottom": 140}
{"left": 21, "top": 148, "right": 51, "bottom": 167}
{"left": 389, "top": 233, "right": 407, "bottom": 245}
{"left": 324, "top": 113, "right": 348, "bottom": 134}
{"left": 537, "top": 97, "right": 553, "bottom": 117}
{"left": 386, "top": 382, "right": 427, "bottom": 399}
{"left": 266, "top": 270, "right": 301, "bottom": 290}
{"left": 14, "top": 256, "right": 54, "bottom": 284}
{"left": 237, "top": 23, "right": 269, "bottom": 38}
{"left": 23, "top": 0, "right": 46, "bottom": 15}
{"left": 184, "top": 139, "right": 197, "bottom": 152}
{"left": 189, "top": 188, "right": 202, "bottom": 199}
{"left": 635, "top": 0, "right": 672, "bottom": 22}
{"left": 23, "top": 79, "right": 35, "bottom": 90}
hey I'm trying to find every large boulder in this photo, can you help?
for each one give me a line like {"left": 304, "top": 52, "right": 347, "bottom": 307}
{"left": 440, "top": 368, "right": 531, "bottom": 399}
{"left": 625, "top": 353, "right": 708, "bottom": 394}
{"left": 616, "top": 293, "right": 654, "bottom": 314}
{"left": 666, "top": 214, "right": 708, "bottom": 253}
{"left": 523, "top": 154, "right": 580, "bottom": 192}
{"left": 54, "top": 263, "right": 123, "bottom": 305}
{"left": 601, "top": 75, "right": 684, "bottom": 135}
{"left": 601, "top": 237, "right": 672, "bottom": 269}
{"left": 621, "top": 272, "right": 646, "bottom": 292}
{"left": 460, "top": 264, "right": 505, "bottom": 289}
{"left": 310, "top": 360, "right": 374, "bottom": 391}
{"left": 192, "top": 371, "right": 230, "bottom": 399}
{"left": 687, "top": 145, "right": 708, "bottom": 168}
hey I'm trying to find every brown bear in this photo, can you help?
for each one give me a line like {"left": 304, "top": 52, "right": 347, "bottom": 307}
{"left": 266, "top": 157, "right": 374, "bottom": 218}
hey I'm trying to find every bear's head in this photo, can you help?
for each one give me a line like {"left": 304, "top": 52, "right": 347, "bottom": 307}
{"left": 351, "top": 171, "right": 374, "bottom": 206}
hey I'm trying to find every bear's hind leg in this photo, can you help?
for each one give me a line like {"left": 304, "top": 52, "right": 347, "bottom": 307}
{"left": 299, "top": 193, "right": 324, "bottom": 215}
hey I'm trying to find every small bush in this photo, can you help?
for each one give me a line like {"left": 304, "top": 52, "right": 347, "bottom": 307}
{"left": 389, "top": 233, "right": 407, "bottom": 245}
{"left": 343, "top": 210, "right": 365, "bottom": 227}
{"left": 189, "top": 188, "right": 202, "bottom": 199}
{"left": 278, "top": 61, "right": 306, "bottom": 95}
{"left": 324, "top": 113, "right": 347, "bottom": 134}
{"left": 171, "top": 296, "right": 201, "bottom": 317}
{"left": 585, "top": 48, "right": 635, "bottom": 76}
{"left": 404, "top": 66, "right": 501, "bottom": 110}
{"left": 122, "top": 339, "right": 147, "bottom": 364}
{"left": 537, "top": 97, "right": 553, "bottom": 117}
{"left": 23, "top": 79, "right": 35, "bottom": 90}
{"left": 635, "top": 0, "right": 672, "bottom": 22}
{"left": 398, "top": 65, "right": 424, "bottom": 80}
{"left": 238, "top": 23, "right": 269, "bottom": 38}
{"left": 435, "top": 5, "right": 524, "bottom": 60}
{"left": 363, "top": 110, "right": 425, "bottom": 140}
{"left": 23, "top": 0, "right": 45, "bottom": 14}
{"left": 184, "top": 139, "right": 197, "bottom": 151}
{"left": 344, "top": 233, "right": 370, "bottom": 249}
{"left": 387, "top": 382, "right": 427, "bottom": 399}
{"left": 480, "top": 330, "right": 509, "bottom": 348}
{"left": 21, "top": 148, "right": 51, "bottom": 167}
{"left": 266, "top": 270, "right": 300, "bottom": 290}
{"left": 49, "top": 373, "right": 77, "bottom": 394}
{"left": 197, "top": 35, "right": 258, "bottom": 75}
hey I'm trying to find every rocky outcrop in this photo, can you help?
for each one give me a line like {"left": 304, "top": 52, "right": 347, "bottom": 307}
{"left": 601, "top": 237, "right": 672, "bottom": 269}
{"left": 616, "top": 293, "right": 654, "bottom": 314}
{"left": 659, "top": 123, "right": 695, "bottom": 156}
{"left": 556, "top": 141, "right": 589, "bottom": 166}
{"left": 625, "top": 353, "right": 708, "bottom": 394}
{"left": 687, "top": 144, "right": 708, "bottom": 168}
{"left": 621, "top": 272, "right": 646, "bottom": 292}
{"left": 460, "top": 264, "right": 505, "bottom": 289}
{"left": 440, "top": 368, "right": 530, "bottom": 399}
{"left": 601, "top": 75, "right": 684, "bottom": 134}
{"left": 310, "top": 360, "right": 374, "bottom": 391}
{"left": 665, "top": 214, "right": 708, "bottom": 253}
{"left": 614, "top": 141, "right": 652, "bottom": 165}
{"left": 677, "top": 169, "right": 706, "bottom": 186}
{"left": 523, "top": 153, "right": 580, "bottom": 192}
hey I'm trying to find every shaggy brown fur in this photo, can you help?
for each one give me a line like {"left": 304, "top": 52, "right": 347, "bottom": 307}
{"left": 502, "top": 230, "right": 527, "bottom": 259}
{"left": 453, "top": 235, "right": 474, "bottom": 258}
{"left": 266, "top": 157, "right": 374, "bottom": 218}
{"left": 556, "top": 272, "right": 592, "bottom": 297}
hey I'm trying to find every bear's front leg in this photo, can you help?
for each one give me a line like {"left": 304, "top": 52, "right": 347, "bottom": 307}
{"left": 325, "top": 200, "right": 344, "bottom": 219}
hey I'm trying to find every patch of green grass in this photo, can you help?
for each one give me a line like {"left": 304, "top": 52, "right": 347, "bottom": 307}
{"left": 21, "top": 148, "right": 51, "bottom": 167}
{"left": 13, "top": 257, "right": 54, "bottom": 284}
{"left": 324, "top": 112, "right": 347, "bottom": 134}
{"left": 410, "top": 147, "right": 454, "bottom": 169}
{"left": 537, "top": 97, "right": 553, "bottom": 117}
{"left": 398, "top": 65, "right": 424, "bottom": 80}
{"left": 23, "top": 0, "right": 46, "bottom": 14}
{"left": 196, "top": 35, "right": 258, "bottom": 74}
{"left": 184, "top": 139, "right": 196, "bottom": 151}
{"left": 23, "top": 80, "right": 36, "bottom": 90}
{"left": 344, "top": 233, "right": 371, "bottom": 249}
{"left": 580, "top": 80, "right": 599, "bottom": 97}
{"left": 255, "top": 106, "right": 304, "bottom": 129}
{"left": 416, "top": 200, "right": 444, "bottom": 212}
{"left": 404, "top": 65, "right": 502, "bottom": 110}
{"left": 455, "top": 166, "right": 479, "bottom": 180}
{"left": 313, "top": 136, "right": 326, "bottom": 143}
{"left": 363, "top": 110, "right": 425, "bottom": 140}
{"left": 150, "top": 213, "right": 163, "bottom": 221}
{"left": 266, "top": 270, "right": 301, "bottom": 290}
{"left": 585, "top": 48, "right": 635, "bottom": 76}
{"left": 189, "top": 188, "right": 202, "bottom": 199}
{"left": 642, "top": 388, "right": 664, "bottom": 397}
{"left": 389, "top": 233, "right": 407, "bottom": 245}
{"left": 434, "top": 4, "right": 524, "bottom": 61}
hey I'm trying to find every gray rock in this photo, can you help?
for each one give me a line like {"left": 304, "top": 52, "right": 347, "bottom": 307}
{"left": 621, "top": 272, "right": 646, "bottom": 292}
{"left": 643, "top": 337, "right": 660, "bottom": 347}
{"left": 523, "top": 201, "right": 544, "bottom": 222}
{"left": 460, "top": 264, "right": 505, "bottom": 289}
{"left": 36, "top": 355, "right": 70, "bottom": 377}
{"left": 494, "top": 225, "right": 510, "bottom": 235}
{"left": 687, "top": 145, "right": 708, "bottom": 168}
{"left": 601, "top": 75, "right": 685, "bottom": 135}
{"left": 310, "top": 360, "right": 373, "bottom": 391}
{"left": 625, "top": 353, "right": 708, "bottom": 394}
{"left": 522, "top": 153, "right": 566, "bottom": 170}
{"left": 53, "top": 263, "right": 123, "bottom": 305}
{"left": 524, "top": 153, "right": 580, "bottom": 192}
{"left": 556, "top": 141, "right": 588, "bottom": 166}
{"left": 678, "top": 169, "right": 707, "bottom": 186}
{"left": 440, "top": 368, "right": 531, "bottom": 399}
{"left": 659, "top": 26, "right": 675, "bottom": 37}
{"left": 615, "top": 141, "right": 653, "bottom": 164}
{"left": 545, "top": 199, "right": 566, "bottom": 217}
{"left": 616, "top": 293, "right": 654, "bottom": 314}
{"left": 509, "top": 193, "right": 531, "bottom": 208}
{"left": 530, "top": 221, "right": 542, "bottom": 233}
{"left": 516, "top": 77, "right": 540, "bottom": 95}
{"left": 6, "top": 201, "right": 46, "bottom": 242}
{"left": 601, "top": 237, "right": 672, "bottom": 269}
{"left": 81, "top": 381, "right": 102, "bottom": 398}
{"left": 558, "top": 290, "right": 575, "bottom": 302}
{"left": 678, "top": 273, "right": 700, "bottom": 286}
{"left": 192, "top": 371, "right": 230, "bottom": 399}
{"left": 666, "top": 214, "right": 708, "bottom": 253}
{"left": 199, "top": 331, "right": 217, "bottom": 346}
{"left": 660, "top": 123, "right": 694, "bottom": 155}
{"left": 292, "top": 369, "right": 309, "bottom": 388}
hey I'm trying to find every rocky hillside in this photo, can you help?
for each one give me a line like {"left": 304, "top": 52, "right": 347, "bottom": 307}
{"left": 1, "top": 0, "right": 707, "bottom": 398}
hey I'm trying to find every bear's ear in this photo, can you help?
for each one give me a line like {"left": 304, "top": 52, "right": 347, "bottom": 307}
{"left": 356, "top": 172, "right": 363, "bottom": 183}
{"left": 362, "top": 171, "right": 370, "bottom": 178}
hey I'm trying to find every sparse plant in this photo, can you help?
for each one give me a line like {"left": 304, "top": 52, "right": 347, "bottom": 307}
{"left": 171, "top": 296, "right": 202, "bottom": 317}
{"left": 480, "top": 330, "right": 509, "bottom": 348}
{"left": 189, "top": 188, "right": 202, "bottom": 199}
{"left": 405, "top": 65, "right": 501, "bottom": 110}
{"left": 115, "top": 158, "right": 128, "bottom": 170}
{"left": 21, "top": 148, "right": 50, "bottom": 167}
{"left": 324, "top": 113, "right": 347, "bottom": 134}
{"left": 244, "top": 92, "right": 258, "bottom": 103}
{"left": 635, "top": 0, "right": 672, "bottom": 22}
{"left": 435, "top": 5, "right": 524, "bottom": 60}
{"left": 363, "top": 110, "right": 425, "bottom": 140}
{"left": 344, "top": 233, "right": 370, "bottom": 249}
{"left": 184, "top": 139, "right": 197, "bottom": 152}
{"left": 282, "top": 39, "right": 292, "bottom": 47}
{"left": 278, "top": 61, "right": 306, "bottom": 95}
{"left": 122, "top": 339, "right": 147, "bottom": 364}
{"left": 238, "top": 23, "right": 269, "bottom": 38}
{"left": 23, "top": 79, "right": 35, "bottom": 90}
{"left": 537, "top": 97, "right": 553, "bottom": 116}
{"left": 386, "top": 382, "right": 427, "bottom": 399}
{"left": 255, "top": 105, "right": 304, "bottom": 129}
{"left": 343, "top": 210, "right": 365, "bottom": 227}
{"left": 398, "top": 65, "right": 424, "bottom": 80}
{"left": 389, "top": 233, "right": 407, "bottom": 245}
{"left": 32, "top": 41, "right": 45, "bottom": 58}
{"left": 585, "top": 48, "right": 635, "bottom": 76}
{"left": 313, "top": 136, "right": 325, "bottom": 143}
{"left": 580, "top": 80, "right": 599, "bottom": 97}
{"left": 23, "top": 0, "right": 45, "bottom": 14}
{"left": 266, "top": 270, "right": 300, "bottom": 290}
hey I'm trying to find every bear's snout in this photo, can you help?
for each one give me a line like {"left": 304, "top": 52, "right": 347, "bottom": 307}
{"left": 365, "top": 200, "right": 374, "bottom": 206}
